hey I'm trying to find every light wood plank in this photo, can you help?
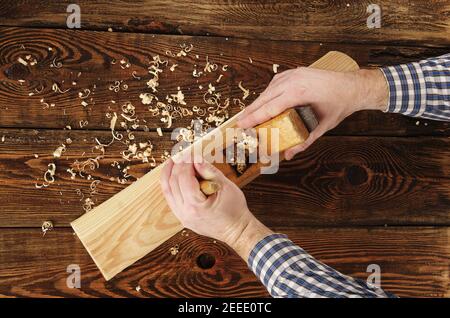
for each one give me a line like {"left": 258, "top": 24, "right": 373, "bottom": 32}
{"left": 71, "top": 51, "right": 361, "bottom": 280}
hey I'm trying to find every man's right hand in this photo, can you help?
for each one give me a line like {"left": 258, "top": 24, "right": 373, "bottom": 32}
{"left": 237, "top": 67, "right": 389, "bottom": 159}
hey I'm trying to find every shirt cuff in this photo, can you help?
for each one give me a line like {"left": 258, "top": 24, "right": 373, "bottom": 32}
{"left": 380, "top": 62, "right": 427, "bottom": 117}
{"left": 248, "top": 233, "right": 304, "bottom": 293}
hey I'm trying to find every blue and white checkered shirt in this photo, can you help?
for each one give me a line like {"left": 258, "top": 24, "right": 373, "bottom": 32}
{"left": 247, "top": 54, "right": 449, "bottom": 298}
{"left": 381, "top": 53, "right": 450, "bottom": 121}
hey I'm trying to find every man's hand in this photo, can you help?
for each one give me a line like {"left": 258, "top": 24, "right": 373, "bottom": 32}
{"left": 160, "top": 158, "right": 272, "bottom": 260}
{"left": 237, "top": 68, "right": 388, "bottom": 159}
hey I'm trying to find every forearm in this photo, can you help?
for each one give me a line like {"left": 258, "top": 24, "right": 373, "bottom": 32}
{"left": 230, "top": 216, "right": 395, "bottom": 298}
{"left": 354, "top": 69, "right": 389, "bottom": 112}
{"left": 379, "top": 54, "right": 450, "bottom": 121}
{"left": 226, "top": 215, "right": 273, "bottom": 261}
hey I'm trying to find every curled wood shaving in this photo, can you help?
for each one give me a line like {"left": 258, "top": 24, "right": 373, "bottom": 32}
{"left": 204, "top": 56, "right": 218, "bottom": 73}
{"left": 169, "top": 244, "right": 179, "bottom": 255}
{"left": 132, "top": 71, "right": 141, "bottom": 80}
{"left": 41, "top": 221, "right": 53, "bottom": 236}
{"left": 192, "top": 69, "right": 203, "bottom": 77}
{"left": 35, "top": 163, "right": 56, "bottom": 188}
{"left": 53, "top": 144, "right": 66, "bottom": 158}
{"left": 52, "top": 83, "right": 70, "bottom": 94}
{"left": 238, "top": 81, "right": 250, "bottom": 100}
{"left": 140, "top": 93, "right": 156, "bottom": 105}
{"left": 40, "top": 98, "right": 55, "bottom": 109}
{"left": 50, "top": 57, "right": 62, "bottom": 68}
{"left": 79, "top": 120, "right": 88, "bottom": 128}
{"left": 273, "top": 64, "right": 279, "bottom": 73}
{"left": 67, "top": 168, "right": 76, "bottom": 180}
{"left": 83, "top": 198, "right": 95, "bottom": 212}
{"left": 170, "top": 64, "right": 178, "bottom": 72}
{"left": 78, "top": 89, "right": 91, "bottom": 99}
{"left": 90, "top": 180, "right": 101, "bottom": 195}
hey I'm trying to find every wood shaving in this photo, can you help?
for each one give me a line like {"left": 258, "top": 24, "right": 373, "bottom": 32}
{"left": 170, "top": 64, "right": 178, "bottom": 72}
{"left": 140, "top": 93, "right": 156, "bottom": 105}
{"left": 156, "top": 127, "right": 163, "bottom": 136}
{"left": 90, "top": 180, "right": 101, "bottom": 195}
{"left": 41, "top": 221, "right": 53, "bottom": 236}
{"left": 79, "top": 120, "right": 88, "bottom": 128}
{"left": 67, "top": 168, "right": 76, "bottom": 180}
{"left": 40, "top": 98, "right": 55, "bottom": 109}
{"left": 238, "top": 81, "right": 250, "bottom": 100}
{"left": 78, "top": 89, "right": 91, "bottom": 99}
{"left": 169, "top": 244, "right": 179, "bottom": 255}
{"left": 52, "top": 83, "right": 70, "bottom": 94}
{"left": 50, "top": 57, "right": 62, "bottom": 68}
{"left": 83, "top": 198, "right": 95, "bottom": 212}
{"left": 192, "top": 69, "right": 203, "bottom": 78}
{"left": 53, "top": 144, "right": 66, "bottom": 158}
{"left": 35, "top": 163, "right": 56, "bottom": 188}
{"left": 132, "top": 71, "right": 141, "bottom": 80}
{"left": 17, "top": 57, "right": 28, "bottom": 66}
{"left": 204, "top": 56, "right": 218, "bottom": 73}
{"left": 273, "top": 64, "right": 279, "bottom": 73}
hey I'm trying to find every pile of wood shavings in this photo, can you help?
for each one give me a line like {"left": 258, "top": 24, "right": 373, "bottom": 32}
{"left": 22, "top": 41, "right": 256, "bottom": 214}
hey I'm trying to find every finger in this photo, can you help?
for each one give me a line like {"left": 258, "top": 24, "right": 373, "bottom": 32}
{"left": 160, "top": 159, "right": 178, "bottom": 212}
{"left": 238, "top": 93, "right": 297, "bottom": 128}
{"left": 169, "top": 161, "right": 185, "bottom": 207}
{"left": 285, "top": 123, "right": 328, "bottom": 160}
{"left": 194, "top": 160, "right": 226, "bottom": 184}
{"left": 178, "top": 162, "right": 207, "bottom": 204}
{"left": 237, "top": 88, "right": 283, "bottom": 127}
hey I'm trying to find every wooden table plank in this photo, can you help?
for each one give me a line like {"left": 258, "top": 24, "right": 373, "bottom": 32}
{"left": 0, "top": 227, "right": 447, "bottom": 297}
{"left": 0, "top": 27, "right": 449, "bottom": 135}
{"left": 0, "top": 129, "right": 448, "bottom": 227}
{"left": 0, "top": 1, "right": 449, "bottom": 46}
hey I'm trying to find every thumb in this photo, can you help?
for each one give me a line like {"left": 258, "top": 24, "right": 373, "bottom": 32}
{"left": 194, "top": 160, "right": 226, "bottom": 184}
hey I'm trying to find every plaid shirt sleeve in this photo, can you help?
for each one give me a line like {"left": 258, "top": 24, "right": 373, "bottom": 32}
{"left": 248, "top": 234, "right": 396, "bottom": 298}
{"left": 380, "top": 53, "right": 450, "bottom": 121}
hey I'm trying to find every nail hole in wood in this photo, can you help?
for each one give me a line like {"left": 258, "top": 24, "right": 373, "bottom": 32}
{"left": 196, "top": 253, "right": 215, "bottom": 269}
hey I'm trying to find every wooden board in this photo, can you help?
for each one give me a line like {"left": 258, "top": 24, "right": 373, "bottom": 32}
{"left": 1, "top": 5, "right": 449, "bottom": 298}
{"left": 0, "top": 227, "right": 448, "bottom": 297}
{"left": 0, "top": 1, "right": 449, "bottom": 46}
{"left": 0, "top": 129, "right": 449, "bottom": 228}
{"left": 0, "top": 27, "right": 449, "bottom": 135}
{"left": 71, "top": 51, "right": 360, "bottom": 280}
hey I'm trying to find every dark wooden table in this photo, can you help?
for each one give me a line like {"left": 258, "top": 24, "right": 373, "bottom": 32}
{"left": 0, "top": 1, "right": 449, "bottom": 297}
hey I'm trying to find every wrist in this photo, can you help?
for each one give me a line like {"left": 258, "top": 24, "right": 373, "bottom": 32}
{"left": 226, "top": 213, "right": 273, "bottom": 261}
{"left": 354, "top": 69, "right": 389, "bottom": 112}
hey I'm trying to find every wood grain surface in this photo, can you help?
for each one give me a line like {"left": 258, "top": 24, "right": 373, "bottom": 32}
{"left": 70, "top": 51, "right": 361, "bottom": 281}
{"left": 0, "top": 27, "right": 449, "bottom": 135}
{"left": 0, "top": 1, "right": 449, "bottom": 46}
{"left": 0, "top": 2, "right": 449, "bottom": 297}
{"left": 0, "top": 129, "right": 448, "bottom": 228}
{"left": 0, "top": 227, "right": 448, "bottom": 298}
